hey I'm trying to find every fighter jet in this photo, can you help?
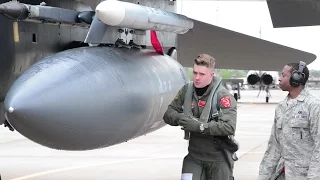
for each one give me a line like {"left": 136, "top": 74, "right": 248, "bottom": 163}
{"left": 245, "top": 70, "right": 280, "bottom": 103}
{"left": 0, "top": 0, "right": 316, "bottom": 150}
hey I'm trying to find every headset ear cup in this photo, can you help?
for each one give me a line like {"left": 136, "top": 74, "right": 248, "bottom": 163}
{"left": 289, "top": 61, "right": 306, "bottom": 88}
{"left": 290, "top": 72, "right": 302, "bottom": 87}
{"left": 290, "top": 78, "right": 299, "bottom": 87}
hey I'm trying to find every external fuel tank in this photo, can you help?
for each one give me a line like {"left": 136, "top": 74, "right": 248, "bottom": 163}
{"left": 4, "top": 47, "right": 189, "bottom": 150}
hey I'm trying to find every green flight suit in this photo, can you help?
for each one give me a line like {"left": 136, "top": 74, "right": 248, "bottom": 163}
{"left": 163, "top": 77, "right": 237, "bottom": 180}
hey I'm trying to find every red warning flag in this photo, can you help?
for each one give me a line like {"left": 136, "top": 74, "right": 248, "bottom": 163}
{"left": 150, "top": 30, "right": 164, "bottom": 55}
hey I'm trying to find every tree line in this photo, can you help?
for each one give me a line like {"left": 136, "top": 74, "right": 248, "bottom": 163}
{"left": 187, "top": 68, "right": 320, "bottom": 79}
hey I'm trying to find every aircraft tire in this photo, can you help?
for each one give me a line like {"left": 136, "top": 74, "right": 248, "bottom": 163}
{"left": 266, "top": 97, "right": 269, "bottom": 103}
{"left": 234, "top": 93, "right": 238, "bottom": 101}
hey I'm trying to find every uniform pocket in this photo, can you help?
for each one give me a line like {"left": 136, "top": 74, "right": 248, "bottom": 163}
{"left": 289, "top": 119, "right": 310, "bottom": 140}
{"left": 289, "top": 119, "right": 309, "bottom": 128}
{"left": 294, "top": 164, "right": 309, "bottom": 177}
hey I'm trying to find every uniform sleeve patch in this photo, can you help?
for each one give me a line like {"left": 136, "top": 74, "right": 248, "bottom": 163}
{"left": 220, "top": 96, "right": 231, "bottom": 108}
{"left": 174, "top": 88, "right": 183, "bottom": 100}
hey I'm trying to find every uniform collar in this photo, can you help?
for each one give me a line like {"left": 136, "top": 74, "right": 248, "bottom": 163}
{"left": 280, "top": 88, "right": 308, "bottom": 108}
{"left": 293, "top": 87, "right": 308, "bottom": 102}
{"left": 193, "top": 77, "right": 220, "bottom": 97}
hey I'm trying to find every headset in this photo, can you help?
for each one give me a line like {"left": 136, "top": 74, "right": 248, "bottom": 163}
{"left": 290, "top": 61, "right": 306, "bottom": 87}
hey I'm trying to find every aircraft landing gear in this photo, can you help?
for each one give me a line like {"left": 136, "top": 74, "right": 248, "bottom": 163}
{"left": 234, "top": 93, "right": 238, "bottom": 101}
{"left": 233, "top": 83, "right": 241, "bottom": 102}
{"left": 265, "top": 86, "right": 271, "bottom": 103}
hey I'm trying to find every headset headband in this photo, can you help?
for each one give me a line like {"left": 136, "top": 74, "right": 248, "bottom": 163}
{"left": 298, "top": 61, "right": 306, "bottom": 73}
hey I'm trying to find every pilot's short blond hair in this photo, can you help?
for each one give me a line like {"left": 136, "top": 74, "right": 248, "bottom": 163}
{"left": 193, "top": 54, "right": 215, "bottom": 69}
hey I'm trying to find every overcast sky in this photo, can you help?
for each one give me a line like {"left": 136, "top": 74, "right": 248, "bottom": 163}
{"left": 177, "top": 0, "right": 320, "bottom": 70}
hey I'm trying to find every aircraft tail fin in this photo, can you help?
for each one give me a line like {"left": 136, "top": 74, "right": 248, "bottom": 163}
{"left": 267, "top": 1, "right": 320, "bottom": 28}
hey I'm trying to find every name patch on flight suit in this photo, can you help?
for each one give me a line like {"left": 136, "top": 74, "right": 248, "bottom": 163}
{"left": 198, "top": 100, "right": 206, "bottom": 107}
{"left": 220, "top": 96, "right": 231, "bottom": 108}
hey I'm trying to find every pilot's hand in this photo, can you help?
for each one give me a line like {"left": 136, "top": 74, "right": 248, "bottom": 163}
{"left": 176, "top": 113, "right": 190, "bottom": 126}
{"left": 4, "top": 120, "right": 14, "bottom": 131}
{"left": 179, "top": 116, "right": 201, "bottom": 132}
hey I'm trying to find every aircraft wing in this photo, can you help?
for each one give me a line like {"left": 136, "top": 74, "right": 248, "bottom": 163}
{"left": 177, "top": 19, "right": 316, "bottom": 71}
{"left": 77, "top": 0, "right": 100, "bottom": 9}
{"left": 267, "top": 1, "right": 320, "bottom": 28}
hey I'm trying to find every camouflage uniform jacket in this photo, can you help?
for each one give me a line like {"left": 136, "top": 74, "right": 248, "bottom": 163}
{"left": 258, "top": 88, "right": 320, "bottom": 180}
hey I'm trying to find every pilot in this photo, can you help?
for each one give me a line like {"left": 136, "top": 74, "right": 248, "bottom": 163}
{"left": 163, "top": 54, "right": 237, "bottom": 180}
{"left": 258, "top": 61, "right": 320, "bottom": 180}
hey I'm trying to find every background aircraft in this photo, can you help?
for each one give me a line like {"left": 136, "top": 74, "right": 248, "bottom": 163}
{"left": 246, "top": 70, "right": 279, "bottom": 88}
{"left": 245, "top": 70, "right": 279, "bottom": 103}
{"left": 221, "top": 70, "right": 279, "bottom": 103}
{"left": 0, "top": 0, "right": 317, "bottom": 151}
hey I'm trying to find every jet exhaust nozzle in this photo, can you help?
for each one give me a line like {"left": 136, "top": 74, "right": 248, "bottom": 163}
{"left": 247, "top": 73, "right": 260, "bottom": 85}
{"left": 261, "top": 73, "right": 273, "bottom": 86}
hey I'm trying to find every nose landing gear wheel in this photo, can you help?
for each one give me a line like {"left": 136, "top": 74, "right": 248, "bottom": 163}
{"left": 234, "top": 93, "right": 238, "bottom": 101}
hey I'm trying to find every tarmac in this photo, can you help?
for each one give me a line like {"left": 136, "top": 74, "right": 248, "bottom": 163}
{"left": 1, "top": 89, "right": 319, "bottom": 180}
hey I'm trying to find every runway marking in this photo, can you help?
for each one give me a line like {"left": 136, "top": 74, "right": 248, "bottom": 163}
{"left": 235, "top": 131, "right": 271, "bottom": 135}
{"left": 10, "top": 156, "right": 173, "bottom": 180}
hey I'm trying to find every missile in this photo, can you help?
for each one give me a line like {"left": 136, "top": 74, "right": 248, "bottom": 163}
{"left": 0, "top": 1, "right": 28, "bottom": 20}
{"left": 95, "top": 0, "right": 194, "bottom": 34}
{"left": 4, "top": 47, "right": 189, "bottom": 150}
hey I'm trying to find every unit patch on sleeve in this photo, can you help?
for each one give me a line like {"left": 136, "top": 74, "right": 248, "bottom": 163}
{"left": 220, "top": 96, "right": 231, "bottom": 108}
{"left": 174, "top": 88, "right": 183, "bottom": 100}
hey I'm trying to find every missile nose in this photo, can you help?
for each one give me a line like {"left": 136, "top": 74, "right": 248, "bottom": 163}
{"left": 0, "top": 1, "right": 28, "bottom": 20}
{"left": 95, "top": 0, "right": 125, "bottom": 26}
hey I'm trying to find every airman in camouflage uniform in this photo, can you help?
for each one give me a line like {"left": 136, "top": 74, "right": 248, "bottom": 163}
{"left": 259, "top": 62, "right": 320, "bottom": 180}
{"left": 163, "top": 54, "right": 237, "bottom": 180}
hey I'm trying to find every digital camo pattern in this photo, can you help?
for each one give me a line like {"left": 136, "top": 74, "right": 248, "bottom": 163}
{"left": 259, "top": 88, "right": 320, "bottom": 180}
